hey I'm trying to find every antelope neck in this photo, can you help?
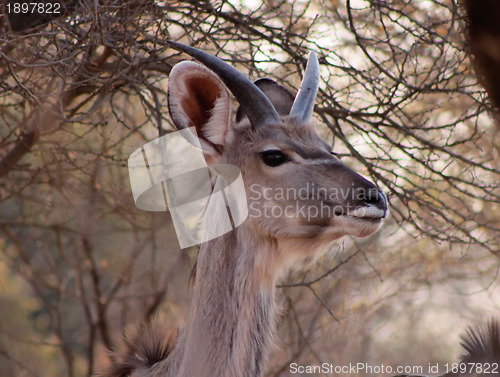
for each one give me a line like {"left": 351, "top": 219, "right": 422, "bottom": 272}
{"left": 178, "top": 227, "right": 280, "bottom": 377}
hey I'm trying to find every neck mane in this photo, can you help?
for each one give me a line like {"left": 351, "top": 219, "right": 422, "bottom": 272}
{"left": 152, "top": 224, "right": 283, "bottom": 377}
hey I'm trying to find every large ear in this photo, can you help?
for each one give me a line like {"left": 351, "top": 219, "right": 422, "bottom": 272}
{"left": 235, "top": 78, "right": 294, "bottom": 122}
{"left": 168, "top": 61, "right": 231, "bottom": 163}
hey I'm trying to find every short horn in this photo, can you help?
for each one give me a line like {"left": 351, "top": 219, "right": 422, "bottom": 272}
{"left": 289, "top": 51, "right": 320, "bottom": 122}
{"left": 167, "top": 41, "right": 281, "bottom": 127}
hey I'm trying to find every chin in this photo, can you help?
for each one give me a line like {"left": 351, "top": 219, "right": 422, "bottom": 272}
{"left": 318, "top": 215, "right": 384, "bottom": 240}
{"left": 259, "top": 211, "right": 386, "bottom": 243}
{"left": 340, "top": 216, "right": 384, "bottom": 238}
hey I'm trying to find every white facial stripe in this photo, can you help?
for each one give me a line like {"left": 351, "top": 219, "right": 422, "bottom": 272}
{"left": 266, "top": 151, "right": 330, "bottom": 165}
{"left": 303, "top": 158, "right": 332, "bottom": 165}
{"left": 261, "top": 144, "right": 280, "bottom": 152}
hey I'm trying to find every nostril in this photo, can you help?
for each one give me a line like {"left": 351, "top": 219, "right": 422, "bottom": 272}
{"left": 359, "top": 188, "right": 387, "bottom": 210}
{"left": 365, "top": 189, "right": 380, "bottom": 204}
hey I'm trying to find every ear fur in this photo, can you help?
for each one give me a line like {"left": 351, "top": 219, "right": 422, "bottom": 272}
{"left": 168, "top": 61, "right": 231, "bottom": 162}
{"left": 236, "top": 78, "right": 294, "bottom": 122}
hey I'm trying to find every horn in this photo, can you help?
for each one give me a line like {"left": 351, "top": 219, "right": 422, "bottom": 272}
{"left": 289, "top": 51, "right": 320, "bottom": 122}
{"left": 167, "top": 41, "right": 281, "bottom": 127}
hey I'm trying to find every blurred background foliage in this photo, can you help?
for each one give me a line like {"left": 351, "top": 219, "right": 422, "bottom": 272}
{"left": 0, "top": 0, "right": 499, "bottom": 376}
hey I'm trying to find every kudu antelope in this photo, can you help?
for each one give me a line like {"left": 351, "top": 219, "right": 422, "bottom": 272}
{"left": 103, "top": 43, "right": 388, "bottom": 377}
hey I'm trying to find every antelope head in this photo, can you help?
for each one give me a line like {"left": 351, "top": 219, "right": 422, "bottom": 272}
{"left": 167, "top": 42, "right": 388, "bottom": 263}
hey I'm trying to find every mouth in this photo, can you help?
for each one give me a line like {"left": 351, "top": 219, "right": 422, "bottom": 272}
{"left": 347, "top": 206, "right": 388, "bottom": 220}
{"left": 350, "top": 216, "right": 384, "bottom": 224}
{"left": 327, "top": 203, "right": 388, "bottom": 221}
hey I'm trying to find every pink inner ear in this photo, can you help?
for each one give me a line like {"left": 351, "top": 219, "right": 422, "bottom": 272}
{"left": 168, "top": 61, "right": 231, "bottom": 158}
{"left": 182, "top": 77, "right": 221, "bottom": 134}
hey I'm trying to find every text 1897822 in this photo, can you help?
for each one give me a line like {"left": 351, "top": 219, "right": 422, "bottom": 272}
{"left": 6, "top": 2, "right": 61, "bottom": 14}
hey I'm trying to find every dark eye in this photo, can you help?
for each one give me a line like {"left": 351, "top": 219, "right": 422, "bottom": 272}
{"left": 261, "top": 150, "right": 289, "bottom": 167}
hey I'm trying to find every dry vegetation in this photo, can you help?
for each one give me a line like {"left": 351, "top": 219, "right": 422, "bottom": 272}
{"left": 0, "top": 0, "right": 499, "bottom": 376}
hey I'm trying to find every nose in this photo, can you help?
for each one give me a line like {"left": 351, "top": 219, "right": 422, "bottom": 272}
{"left": 372, "top": 190, "right": 388, "bottom": 211}
{"left": 356, "top": 187, "right": 388, "bottom": 211}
